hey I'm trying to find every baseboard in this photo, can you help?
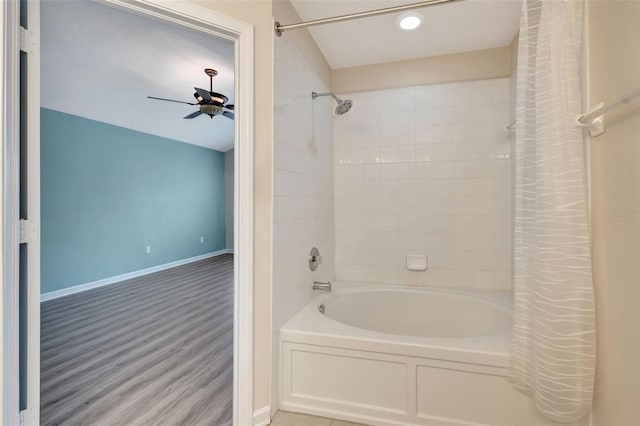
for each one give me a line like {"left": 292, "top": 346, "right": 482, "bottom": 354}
{"left": 581, "top": 408, "right": 593, "bottom": 426}
{"left": 40, "top": 249, "right": 234, "bottom": 302}
{"left": 253, "top": 405, "right": 271, "bottom": 426}
{"left": 279, "top": 401, "right": 400, "bottom": 426}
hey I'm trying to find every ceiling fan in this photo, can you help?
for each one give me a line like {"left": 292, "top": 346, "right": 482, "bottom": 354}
{"left": 148, "top": 68, "right": 234, "bottom": 120}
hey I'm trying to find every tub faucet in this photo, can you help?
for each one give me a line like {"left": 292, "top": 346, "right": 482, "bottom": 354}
{"left": 313, "top": 281, "right": 331, "bottom": 292}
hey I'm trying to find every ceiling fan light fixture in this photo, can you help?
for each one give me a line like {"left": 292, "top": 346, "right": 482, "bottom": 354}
{"left": 201, "top": 104, "right": 223, "bottom": 116}
{"left": 396, "top": 11, "right": 424, "bottom": 31}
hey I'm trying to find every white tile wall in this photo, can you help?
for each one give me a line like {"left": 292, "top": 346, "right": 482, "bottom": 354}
{"left": 273, "top": 36, "right": 335, "bottom": 331}
{"left": 333, "top": 79, "right": 512, "bottom": 290}
{"left": 272, "top": 36, "right": 336, "bottom": 412}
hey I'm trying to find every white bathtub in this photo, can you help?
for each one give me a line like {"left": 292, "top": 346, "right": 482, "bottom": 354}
{"left": 279, "top": 282, "right": 567, "bottom": 426}
{"left": 321, "top": 287, "right": 511, "bottom": 339}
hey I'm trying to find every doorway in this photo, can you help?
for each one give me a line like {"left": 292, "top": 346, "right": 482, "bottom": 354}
{"left": 2, "top": 1, "right": 255, "bottom": 425}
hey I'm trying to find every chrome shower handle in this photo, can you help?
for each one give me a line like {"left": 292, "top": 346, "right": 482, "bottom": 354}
{"left": 309, "top": 247, "right": 322, "bottom": 271}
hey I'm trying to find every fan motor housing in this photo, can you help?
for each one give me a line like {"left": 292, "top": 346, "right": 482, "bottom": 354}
{"left": 207, "top": 92, "right": 228, "bottom": 105}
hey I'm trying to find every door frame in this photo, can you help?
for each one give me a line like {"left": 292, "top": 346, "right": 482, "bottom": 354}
{"left": 1, "top": 1, "right": 255, "bottom": 425}
{"left": 2, "top": 0, "right": 33, "bottom": 423}
{"left": 1, "top": 1, "right": 18, "bottom": 424}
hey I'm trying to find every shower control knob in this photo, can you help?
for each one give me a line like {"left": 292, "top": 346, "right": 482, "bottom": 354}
{"left": 309, "top": 247, "right": 322, "bottom": 271}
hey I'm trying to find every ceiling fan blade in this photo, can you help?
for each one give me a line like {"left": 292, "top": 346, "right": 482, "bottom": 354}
{"left": 222, "top": 111, "right": 234, "bottom": 120}
{"left": 184, "top": 111, "right": 203, "bottom": 119}
{"left": 147, "top": 96, "right": 196, "bottom": 105}
{"left": 224, "top": 104, "right": 234, "bottom": 111}
{"left": 194, "top": 87, "right": 212, "bottom": 103}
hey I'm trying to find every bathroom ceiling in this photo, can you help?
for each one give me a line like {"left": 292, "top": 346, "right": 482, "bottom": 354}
{"left": 41, "top": 0, "right": 235, "bottom": 151}
{"left": 288, "top": 0, "right": 521, "bottom": 69}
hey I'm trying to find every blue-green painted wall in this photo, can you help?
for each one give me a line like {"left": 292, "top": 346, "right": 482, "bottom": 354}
{"left": 41, "top": 108, "right": 227, "bottom": 294}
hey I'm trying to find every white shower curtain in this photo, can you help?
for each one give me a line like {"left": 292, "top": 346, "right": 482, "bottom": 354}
{"left": 509, "top": 0, "right": 596, "bottom": 423}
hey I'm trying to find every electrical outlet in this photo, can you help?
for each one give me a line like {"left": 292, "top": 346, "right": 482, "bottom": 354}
{"left": 146, "top": 245, "right": 151, "bottom": 254}
{"left": 200, "top": 236, "right": 204, "bottom": 243}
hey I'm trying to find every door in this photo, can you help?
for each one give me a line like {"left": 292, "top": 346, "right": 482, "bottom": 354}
{"left": 3, "top": 0, "right": 40, "bottom": 424}
{"left": 21, "top": 0, "right": 41, "bottom": 422}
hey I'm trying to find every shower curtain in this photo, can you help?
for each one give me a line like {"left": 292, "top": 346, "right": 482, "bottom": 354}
{"left": 509, "top": 0, "right": 596, "bottom": 423}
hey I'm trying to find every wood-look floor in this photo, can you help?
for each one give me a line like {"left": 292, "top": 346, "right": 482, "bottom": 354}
{"left": 40, "top": 254, "right": 234, "bottom": 426}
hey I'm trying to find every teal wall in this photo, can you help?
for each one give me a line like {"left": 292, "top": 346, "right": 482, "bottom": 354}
{"left": 41, "top": 108, "right": 227, "bottom": 294}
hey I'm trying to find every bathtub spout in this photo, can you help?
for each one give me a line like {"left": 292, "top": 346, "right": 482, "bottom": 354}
{"left": 313, "top": 281, "right": 331, "bottom": 292}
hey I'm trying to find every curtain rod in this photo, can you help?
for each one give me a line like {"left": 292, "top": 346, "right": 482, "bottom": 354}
{"left": 274, "top": 0, "right": 461, "bottom": 37}
{"left": 577, "top": 87, "right": 640, "bottom": 123}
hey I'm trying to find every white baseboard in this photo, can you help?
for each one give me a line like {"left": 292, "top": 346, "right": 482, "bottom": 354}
{"left": 253, "top": 405, "right": 271, "bottom": 426}
{"left": 581, "top": 409, "right": 593, "bottom": 426}
{"left": 40, "top": 249, "right": 234, "bottom": 302}
{"left": 280, "top": 401, "right": 396, "bottom": 426}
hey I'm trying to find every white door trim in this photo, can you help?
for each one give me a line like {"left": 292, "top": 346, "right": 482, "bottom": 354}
{"left": 0, "top": 2, "right": 4, "bottom": 422}
{"left": 1, "top": 1, "right": 18, "bottom": 424}
{"left": 2, "top": 1, "right": 255, "bottom": 425}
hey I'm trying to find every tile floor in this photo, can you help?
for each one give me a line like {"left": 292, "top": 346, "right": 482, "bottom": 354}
{"left": 269, "top": 410, "right": 367, "bottom": 426}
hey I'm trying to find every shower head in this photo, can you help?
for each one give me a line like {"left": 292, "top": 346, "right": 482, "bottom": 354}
{"left": 335, "top": 99, "right": 353, "bottom": 115}
{"left": 312, "top": 91, "right": 353, "bottom": 115}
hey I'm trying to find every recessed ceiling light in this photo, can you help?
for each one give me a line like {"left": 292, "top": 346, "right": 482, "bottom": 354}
{"left": 396, "top": 11, "right": 424, "bottom": 31}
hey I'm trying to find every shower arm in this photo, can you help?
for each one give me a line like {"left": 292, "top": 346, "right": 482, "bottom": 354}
{"left": 312, "top": 92, "right": 342, "bottom": 103}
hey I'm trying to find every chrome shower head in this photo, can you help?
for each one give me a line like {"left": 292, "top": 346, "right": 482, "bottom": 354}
{"left": 312, "top": 91, "right": 353, "bottom": 115}
{"left": 335, "top": 99, "right": 353, "bottom": 115}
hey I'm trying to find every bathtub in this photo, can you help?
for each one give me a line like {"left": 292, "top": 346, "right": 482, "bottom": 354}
{"left": 279, "top": 282, "right": 566, "bottom": 426}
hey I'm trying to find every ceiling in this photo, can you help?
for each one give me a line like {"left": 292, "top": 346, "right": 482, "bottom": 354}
{"left": 288, "top": 0, "right": 521, "bottom": 69}
{"left": 41, "top": 0, "right": 235, "bottom": 152}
